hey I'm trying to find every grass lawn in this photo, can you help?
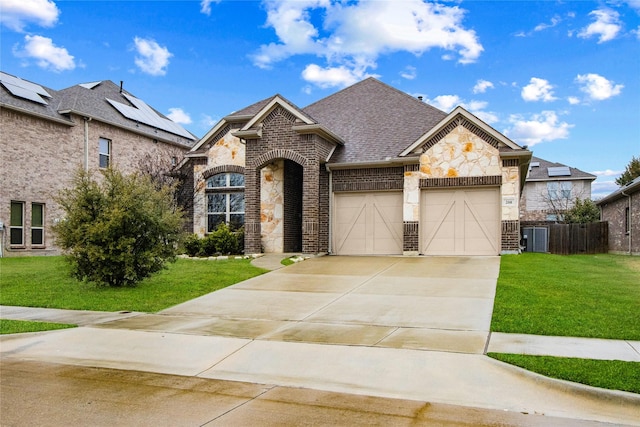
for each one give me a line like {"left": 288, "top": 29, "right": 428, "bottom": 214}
{"left": 491, "top": 253, "right": 640, "bottom": 340}
{"left": 490, "top": 253, "right": 640, "bottom": 394}
{"left": 0, "top": 319, "right": 76, "bottom": 335}
{"left": 489, "top": 353, "right": 640, "bottom": 395}
{"left": 0, "top": 256, "right": 267, "bottom": 313}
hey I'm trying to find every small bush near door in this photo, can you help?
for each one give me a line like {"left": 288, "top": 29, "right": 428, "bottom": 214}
{"left": 182, "top": 224, "right": 244, "bottom": 256}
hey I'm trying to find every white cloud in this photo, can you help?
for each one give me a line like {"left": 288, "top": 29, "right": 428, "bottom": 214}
{"left": 472, "top": 79, "right": 494, "bottom": 94}
{"left": 591, "top": 179, "right": 620, "bottom": 199}
{"left": 200, "top": 0, "right": 220, "bottom": 16}
{"left": 578, "top": 9, "right": 621, "bottom": 43}
{"left": 427, "top": 94, "right": 461, "bottom": 112}
{"left": 301, "top": 63, "right": 376, "bottom": 88}
{"left": 521, "top": 77, "right": 557, "bottom": 102}
{"left": 591, "top": 169, "right": 623, "bottom": 177}
{"left": 253, "top": 0, "right": 483, "bottom": 87}
{"left": 400, "top": 65, "right": 417, "bottom": 80}
{"left": 167, "top": 108, "right": 192, "bottom": 125}
{"left": 200, "top": 114, "right": 218, "bottom": 128}
{"left": 0, "top": 0, "right": 59, "bottom": 32}
{"left": 133, "top": 37, "right": 172, "bottom": 76}
{"left": 567, "top": 96, "right": 581, "bottom": 105}
{"left": 534, "top": 15, "right": 561, "bottom": 32}
{"left": 13, "top": 35, "right": 75, "bottom": 72}
{"left": 504, "top": 111, "right": 573, "bottom": 146}
{"left": 576, "top": 73, "right": 623, "bottom": 101}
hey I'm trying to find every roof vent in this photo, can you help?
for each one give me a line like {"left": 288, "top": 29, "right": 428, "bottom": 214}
{"left": 530, "top": 162, "right": 540, "bottom": 167}
{"left": 417, "top": 96, "right": 423, "bottom": 102}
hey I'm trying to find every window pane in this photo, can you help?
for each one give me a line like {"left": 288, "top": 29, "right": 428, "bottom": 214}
{"left": 229, "top": 193, "right": 245, "bottom": 212}
{"left": 207, "top": 174, "right": 227, "bottom": 188}
{"left": 229, "top": 173, "right": 244, "bottom": 187}
{"left": 99, "top": 154, "right": 109, "bottom": 168}
{"left": 32, "top": 204, "right": 43, "bottom": 227}
{"left": 207, "top": 214, "right": 224, "bottom": 233}
{"left": 229, "top": 214, "right": 244, "bottom": 230}
{"left": 99, "top": 138, "right": 110, "bottom": 153}
{"left": 10, "top": 202, "right": 23, "bottom": 226}
{"left": 207, "top": 194, "right": 226, "bottom": 213}
{"left": 10, "top": 228, "right": 23, "bottom": 245}
{"left": 32, "top": 229, "right": 44, "bottom": 245}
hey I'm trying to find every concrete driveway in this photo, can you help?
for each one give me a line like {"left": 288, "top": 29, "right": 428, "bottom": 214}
{"left": 128, "top": 256, "right": 499, "bottom": 354}
{"left": 2, "top": 255, "right": 639, "bottom": 425}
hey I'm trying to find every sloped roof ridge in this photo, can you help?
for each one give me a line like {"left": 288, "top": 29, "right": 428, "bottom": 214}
{"left": 528, "top": 155, "right": 596, "bottom": 180}
{"left": 227, "top": 95, "right": 279, "bottom": 118}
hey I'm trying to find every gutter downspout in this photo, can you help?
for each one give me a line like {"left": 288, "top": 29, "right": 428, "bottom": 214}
{"left": 622, "top": 189, "right": 631, "bottom": 255}
{"left": 83, "top": 117, "right": 92, "bottom": 171}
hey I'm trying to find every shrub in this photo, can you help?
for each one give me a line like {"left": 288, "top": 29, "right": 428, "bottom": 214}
{"left": 182, "top": 234, "right": 202, "bottom": 257}
{"left": 207, "top": 223, "right": 239, "bottom": 255}
{"left": 53, "top": 168, "right": 184, "bottom": 287}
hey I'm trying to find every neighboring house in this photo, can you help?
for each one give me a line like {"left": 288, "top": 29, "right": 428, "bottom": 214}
{"left": 0, "top": 71, "right": 196, "bottom": 256}
{"left": 597, "top": 176, "right": 640, "bottom": 255}
{"left": 520, "top": 156, "right": 596, "bottom": 224}
{"left": 184, "top": 78, "right": 531, "bottom": 256}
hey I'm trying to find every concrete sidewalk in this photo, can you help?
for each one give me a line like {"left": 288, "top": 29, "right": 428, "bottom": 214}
{"left": 1, "top": 255, "right": 639, "bottom": 425}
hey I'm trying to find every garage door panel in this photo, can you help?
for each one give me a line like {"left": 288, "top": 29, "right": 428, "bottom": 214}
{"left": 421, "top": 188, "right": 500, "bottom": 256}
{"left": 333, "top": 192, "right": 403, "bottom": 255}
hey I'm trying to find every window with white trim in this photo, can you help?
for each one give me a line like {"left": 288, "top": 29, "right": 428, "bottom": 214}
{"left": 10, "top": 201, "right": 24, "bottom": 246}
{"left": 99, "top": 137, "right": 111, "bottom": 168}
{"left": 32, "top": 203, "right": 45, "bottom": 246}
{"left": 206, "top": 173, "right": 244, "bottom": 232}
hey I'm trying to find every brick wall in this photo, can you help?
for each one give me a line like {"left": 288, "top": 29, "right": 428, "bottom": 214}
{"left": 283, "top": 160, "right": 303, "bottom": 252}
{"left": 501, "top": 220, "right": 520, "bottom": 252}
{"left": 0, "top": 109, "right": 188, "bottom": 256}
{"left": 332, "top": 167, "right": 404, "bottom": 191}
{"left": 600, "top": 194, "right": 639, "bottom": 254}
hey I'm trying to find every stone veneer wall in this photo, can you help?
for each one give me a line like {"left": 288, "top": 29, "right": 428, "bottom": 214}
{"left": 1, "top": 109, "right": 188, "bottom": 255}
{"left": 260, "top": 160, "right": 284, "bottom": 252}
{"left": 405, "top": 123, "right": 522, "bottom": 254}
{"left": 193, "top": 129, "right": 246, "bottom": 236}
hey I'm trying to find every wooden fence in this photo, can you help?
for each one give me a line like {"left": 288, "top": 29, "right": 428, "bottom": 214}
{"left": 548, "top": 222, "right": 608, "bottom": 255}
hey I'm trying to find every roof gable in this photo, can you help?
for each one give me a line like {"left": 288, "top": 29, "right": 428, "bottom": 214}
{"left": 400, "top": 106, "right": 523, "bottom": 157}
{"left": 304, "top": 77, "right": 447, "bottom": 164}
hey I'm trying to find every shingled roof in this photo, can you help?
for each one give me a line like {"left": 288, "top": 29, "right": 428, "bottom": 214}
{"left": 303, "top": 78, "right": 447, "bottom": 164}
{"left": 0, "top": 72, "right": 196, "bottom": 148}
{"left": 527, "top": 156, "right": 596, "bottom": 181}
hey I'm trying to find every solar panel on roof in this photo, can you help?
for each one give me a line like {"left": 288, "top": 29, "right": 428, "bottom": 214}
{"left": 0, "top": 72, "right": 51, "bottom": 104}
{"left": 548, "top": 166, "right": 571, "bottom": 177}
{"left": 79, "top": 81, "right": 101, "bottom": 89}
{"left": 106, "top": 94, "right": 193, "bottom": 139}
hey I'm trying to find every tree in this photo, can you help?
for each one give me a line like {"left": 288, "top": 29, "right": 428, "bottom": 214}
{"left": 563, "top": 198, "right": 600, "bottom": 224}
{"left": 54, "top": 168, "right": 184, "bottom": 287}
{"left": 615, "top": 156, "right": 640, "bottom": 187}
{"left": 136, "top": 152, "right": 193, "bottom": 214}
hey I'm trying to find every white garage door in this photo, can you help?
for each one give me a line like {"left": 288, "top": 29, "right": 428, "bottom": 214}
{"left": 333, "top": 192, "right": 403, "bottom": 255}
{"left": 421, "top": 188, "right": 500, "bottom": 256}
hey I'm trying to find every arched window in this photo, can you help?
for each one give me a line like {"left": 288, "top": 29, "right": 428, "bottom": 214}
{"left": 206, "top": 173, "right": 244, "bottom": 232}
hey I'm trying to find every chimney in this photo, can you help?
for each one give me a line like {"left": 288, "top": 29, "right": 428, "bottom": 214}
{"left": 417, "top": 96, "right": 423, "bottom": 102}
{"left": 120, "top": 81, "right": 123, "bottom": 93}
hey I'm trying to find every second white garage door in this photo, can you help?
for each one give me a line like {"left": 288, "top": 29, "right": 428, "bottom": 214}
{"left": 421, "top": 188, "right": 500, "bottom": 256}
{"left": 333, "top": 192, "right": 403, "bottom": 255}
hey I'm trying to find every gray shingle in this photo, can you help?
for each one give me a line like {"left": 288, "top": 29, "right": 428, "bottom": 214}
{"left": 303, "top": 78, "right": 447, "bottom": 163}
{"left": 527, "top": 156, "right": 596, "bottom": 181}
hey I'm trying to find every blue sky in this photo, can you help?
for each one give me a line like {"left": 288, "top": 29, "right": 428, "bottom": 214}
{"left": 1, "top": 0, "right": 638, "bottom": 198}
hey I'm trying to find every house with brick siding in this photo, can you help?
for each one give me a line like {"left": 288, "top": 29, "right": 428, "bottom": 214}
{"left": 185, "top": 78, "right": 532, "bottom": 256}
{"left": 597, "top": 176, "right": 640, "bottom": 255}
{"left": 0, "top": 71, "right": 196, "bottom": 256}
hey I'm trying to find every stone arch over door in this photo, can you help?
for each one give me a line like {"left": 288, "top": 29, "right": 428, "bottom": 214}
{"left": 245, "top": 149, "right": 319, "bottom": 254}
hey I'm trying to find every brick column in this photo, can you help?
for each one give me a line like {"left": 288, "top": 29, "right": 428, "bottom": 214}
{"left": 302, "top": 163, "right": 319, "bottom": 254}
{"left": 244, "top": 166, "right": 262, "bottom": 254}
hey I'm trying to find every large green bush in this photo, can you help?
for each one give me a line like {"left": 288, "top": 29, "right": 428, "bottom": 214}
{"left": 54, "top": 168, "right": 184, "bottom": 287}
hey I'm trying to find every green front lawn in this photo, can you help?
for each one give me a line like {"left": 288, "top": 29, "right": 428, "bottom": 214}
{"left": 0, "top": 319, "right": 76, "bottom": 335}
{"left": 0, "top": 256, "right": 267, "bottom": 313}
{"left": 491, "top": 253, "right": 640, "bottom": 340}
{"left": 490, "top": 253, "right": 640, "bottom": 394}
{"left": 489, "top": 353, "right": 640, "bottom": 395}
